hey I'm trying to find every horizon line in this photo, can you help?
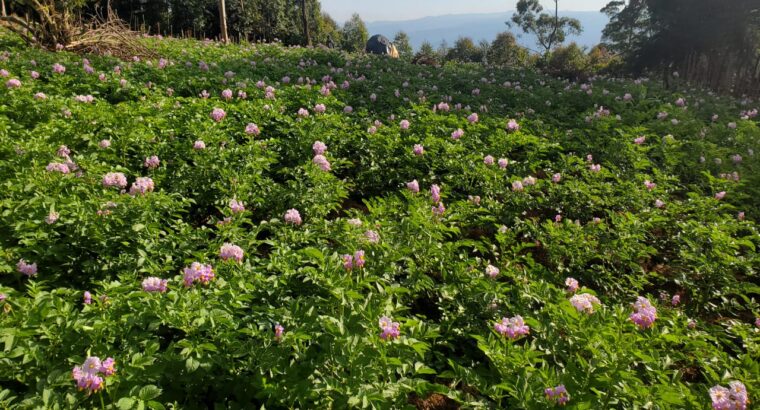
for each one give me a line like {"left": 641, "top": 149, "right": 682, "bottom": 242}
{"left": 340, "top": 10, "right": 604, "bottom": 24}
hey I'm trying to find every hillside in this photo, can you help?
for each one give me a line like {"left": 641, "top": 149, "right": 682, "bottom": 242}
{"left": 0, "top": 32, "right": 758, "bottom": 409}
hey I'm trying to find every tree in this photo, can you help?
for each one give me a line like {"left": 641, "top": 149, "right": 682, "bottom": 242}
{"left": 600, "top": 0, "right": 651, "bottom": 57}
{"left": 218, "top": 0, "right": 229, "bottom": 42}
{"left": 546, "top": 42, "right": 590, "bottom": 78}
{"left": 316, "top": 11, "right": 339, "bottom": 46}
{"left": 478, "top": 39, "right": 490, "bottom": 64}
{"left": 600, "top": 0, "right": 760, "bottom": 95}
{"left": 446, "top": 37, "right": 482, "bottom": 62}
{"left": 436, "top": 39, "right": 448, "bottom": 59}
{"left": 418, "top": 41, "right": 434, "bottom": 56}
{"left": 393, "top": 31, "right": 412, "bottom": 59}
{"left": 489, "top": 31, "right": 528, "bottom": 66}
{"left": 340, "top": 13, "right": 367, "bottom": 52}
{"left": 298, "top": 0, "right": 310, "bottom": 45}
{"left": 510, "top": 0, "right": 582, "bottom": 54}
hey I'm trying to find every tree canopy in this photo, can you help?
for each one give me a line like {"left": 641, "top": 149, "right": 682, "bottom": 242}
{"left": 601, "top": 0, "right": 760, "bottom": 94}
{"left": 510, "top": 0, "right": 583, "bottom": 54}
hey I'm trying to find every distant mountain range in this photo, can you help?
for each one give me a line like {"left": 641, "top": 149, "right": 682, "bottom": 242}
{"left": 365, "top": 12, "right": 608, "bottom": 52}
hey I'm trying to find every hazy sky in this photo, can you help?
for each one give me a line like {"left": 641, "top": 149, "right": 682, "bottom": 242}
{"left": 322, "top": 0, "right": 610, "bottom": 23}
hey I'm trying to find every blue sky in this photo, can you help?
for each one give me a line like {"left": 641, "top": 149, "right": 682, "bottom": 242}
{"left": 322, "top": 0, "right": 611, "bottom": 23}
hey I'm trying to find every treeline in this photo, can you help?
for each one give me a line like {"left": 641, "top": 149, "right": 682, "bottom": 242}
{"left": 419, "top": 0, "right": 760, "bottom": 96}
{"left": 94, "top": 0, "right": 333, "bottom": 44}
{"left": 602, "top": 0, "right": 760, "bottom": 95}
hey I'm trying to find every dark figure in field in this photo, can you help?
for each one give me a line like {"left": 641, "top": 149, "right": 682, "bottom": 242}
{"left": 365, "top": 34, "right": 399, "bottom": 58}
{"left": 326, "top": 34, "right": 334, "bottom": 49}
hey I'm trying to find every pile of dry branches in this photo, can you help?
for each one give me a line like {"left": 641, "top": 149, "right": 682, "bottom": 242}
{"left": 0, "top": 0, "right": 156, "bottom": 60}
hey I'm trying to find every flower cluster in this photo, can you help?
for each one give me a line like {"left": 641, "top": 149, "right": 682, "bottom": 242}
{"left": 312, "top": 141, "right": 327, "bottom": 155}
{"left": 245, "top": 123, "right": 260, "bottom": 135}
{"left": 144, "top": 155, "right": 160, "bottom": 169}
{"left": 5, "top": 78, "right": 21, "bottom": 88}
{"left": 407, "top": 179, "right": 420, "bottom": 193}
{"left": 544, "top": 385, "right": 569, "bottom": 405}
{"left": 364, "top": 230, "right": 380, "bottom": 243}
{"left": 565, "top": 277, "right": 579, "bottom": 293}
{"left": 229, "top": 199, "right": 245, "bottom": 213}
{"left": 142, "top": 277, "right": 168, "bottom": 292}
{"left": 342, "top": 250, "right": 366, "bottom": 270}
{"left": 129, "top": 177, "right": 154, "bottom": 195}
{"left": 210, "top": 108, "right": 226, "bottom": 122}
{"left": 313, "top": 154, "right": 331, "bottom": 171}
{"left": 284, "top": 209, "right": 302, "bottom": 225}
{"left": 274, "top": 323, "right": 284, "bottom": 340}
{"left": 709, "top": 381, "right": 749, "bottom": 410}
{"left": 103, "top": 172, "right": 127, "bottom": 188}
{"left": 569, "top": 293, "right": 601, "bottom": 314}
{"left": 430, "top": 184, "right": 441, "bottom": 203}
{"left": 494, "top": 316, "right": 530, "bottom": 340}
{"left": 183, "top": 262, "right": 215, "bottom": 287}
{"left": 629, "top": 296, "right": 657, "bottom": 329}
{"left": 46, "top": 162, "right": 70, "bottom": 173}
{"left": 220, "top": 243, "right": 244, "bottom": 262}
{"left": 379, "top": 316, "right": 401, "bottom": 340}
{"left": 16, "top": 259, "right": 37, "bottom": 276}
{"left": 485, "top": 264, "right": 500, "bottom": 278}
{"left": 72, "top": 356, "right": 116, "bottom": 394}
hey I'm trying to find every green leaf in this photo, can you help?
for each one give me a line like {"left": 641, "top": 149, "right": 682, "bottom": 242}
{"left": 116, "top": 397, "right": 136, "bottom": 410}
{"left": 186, "top": 357, "right": 200, "bottom": 372}
{"left": 138, "top": 385, "right": 162, "bottom": 401}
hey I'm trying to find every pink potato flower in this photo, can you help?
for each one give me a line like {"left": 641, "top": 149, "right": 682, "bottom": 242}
{"left": 545, "top": 385, "right": 569, "bottom": 405}
{"left": 629, "top": 296, "right": 657, "bottom": 329}
{"left": 142, "top": 277, "right": 168, "bottom": 293}
{"left": 210, "top": 108, "right": 226, "bottom": 122}
{"left": 245, "top": 123, "right": 260, "bottom": 135}
{"left": 183, "top": 262, "right": 215, "bottom": 287}
{"left": 709, "top": 381, "right": 749, "bottom": 410}
{"left": 494, "top": 316, "right": 530, "bottom": 340}
{"left": 565, "top": 277, "right": 579, "bottom": 293}
{"left": 17, "top": 259, "right": 37, "bottom": 276}
{"left": 229, "top": 199, "right": 245, "bottom": 213}
{"left": 102, "top": 172, "right": 127, "bottom": 188}
{"left": 219, "top": 243, "right": 244, "bottom": 263}
{"left": 379, "top": 316, "right": 401, "bottom": 340}
{"left": 485, "top": 264, "right": 499, "bottom": 278}
{"left": 284, "top": 209, "right": 302, "bottom": 225}
{"left": 72, "top": 356, "right": 116, "bottom": 394}
{"left": 407, "top": 180, "right": 420, "bottom": 193}
{"left": 129, "top": 177, "right": 154, "bottom": 195}
{"left": 312, "top": 141, "right": 327, "bottom": 155}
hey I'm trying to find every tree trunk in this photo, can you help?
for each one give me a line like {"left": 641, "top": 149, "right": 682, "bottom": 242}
{"left": 1, "top": 0, "right": 6, "bottom": 17}
{"left": 300, "top": 0, "right": 311, "bottom": 46}
{"left": 218, "top": 0, "right": 229, "bottom": 43}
